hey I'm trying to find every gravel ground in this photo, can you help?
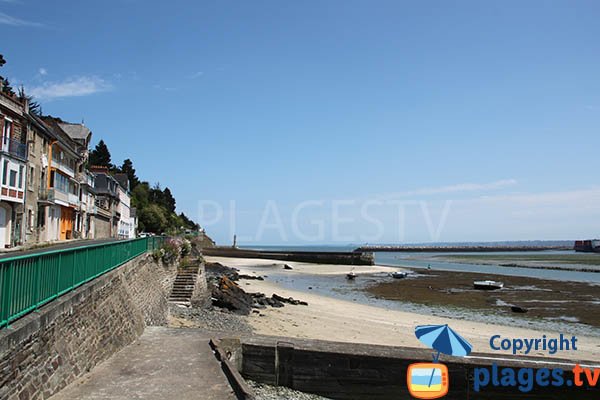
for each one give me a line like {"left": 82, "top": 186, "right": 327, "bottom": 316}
{"left": 247, "top": 381, "right": 332, "bottom": 400}
{"left": 169, "top": 304, "right": 254, "bottom": 334}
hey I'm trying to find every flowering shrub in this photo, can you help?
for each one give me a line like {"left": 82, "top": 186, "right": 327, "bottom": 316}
{"left": 152, "top": 237, "right": 194, "bottom": 264}
{"left": 181, "top": 238, "right": 192, "bottom": 256}
{"left": 152, "top": 248, "right": 165, "bottom": 262}
{"left": 162, "top": 238, "right": 181, "bottom": 264}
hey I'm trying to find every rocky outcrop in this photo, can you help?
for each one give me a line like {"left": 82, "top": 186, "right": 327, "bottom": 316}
{"left": 211, "top": 277, "right": 255, "bottom": 315}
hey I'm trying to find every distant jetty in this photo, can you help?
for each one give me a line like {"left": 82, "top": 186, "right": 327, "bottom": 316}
{"left": 353, "top": 245, "right": 571, "bottom": 253}
{"left": 204, "top": 246, "right": 375, "bottom": 265}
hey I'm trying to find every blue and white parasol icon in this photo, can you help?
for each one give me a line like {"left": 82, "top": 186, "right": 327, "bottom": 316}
{"left": 415, "top": 324, "right": 473, "bottom": 387}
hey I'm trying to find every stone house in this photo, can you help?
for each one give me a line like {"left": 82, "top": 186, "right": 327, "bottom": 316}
{"left": 23, "top": 113, "right": 55, "bottom": 245}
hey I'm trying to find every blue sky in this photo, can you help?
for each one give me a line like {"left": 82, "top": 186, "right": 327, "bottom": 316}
{"left": 1, "top": 1, "right": 599, "bottom": 244}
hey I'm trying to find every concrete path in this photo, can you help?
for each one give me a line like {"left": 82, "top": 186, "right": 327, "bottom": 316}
{"left": 0, "top": 238, "right": 118, "bottom": 259}
{"left": 50, "top": 327, "right": 237, "bottom": 400}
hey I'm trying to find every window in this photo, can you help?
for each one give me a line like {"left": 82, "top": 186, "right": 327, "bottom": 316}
{"left": 28, "top": 209, "right": 34, "bottom": 230}
{"left": 2, "top": 160, "right": 7, "bottom": 185}
{"left": 37, "top": 206, "right": 45, "bottom": 228}
{"left": 9, "top": 170, "right": 17, "bottom": 187}
{"left": 18, "top": 166, "right": 23, "bottom": 189}
{"left": 40, "top": 170, "right": 46, "bottom": 192}
{"left": 51, "top": 171, "right": 71, "bottom": 193}
{"left": 2, "top": 119, "right": 12, "bottom": 152}
{"left": 3, "top": 118, "right": 12, "bottom": 139}
{"left": 28, "top": 166, "right": 34, "bottom": 189}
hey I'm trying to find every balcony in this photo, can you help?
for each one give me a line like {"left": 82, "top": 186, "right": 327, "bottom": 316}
{"left": 68, "top": 192, "right": 79, "bottom": 206}
{"left": 51, "top": 159, "right": 75, "bottom": 178}
{"left": 0, "top": 136, "right": 27, "bottom": 160}
{"left": 38, "top": 188, "right": 79, "bottom": 207}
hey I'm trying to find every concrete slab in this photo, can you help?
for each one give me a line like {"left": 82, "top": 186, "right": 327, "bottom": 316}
{"left": 50, "top": 327, "right": 237, "bottom": 400}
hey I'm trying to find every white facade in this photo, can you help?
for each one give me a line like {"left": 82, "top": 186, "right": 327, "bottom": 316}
{"left": 116, "top": 185, "right": 134, "bottom": 239}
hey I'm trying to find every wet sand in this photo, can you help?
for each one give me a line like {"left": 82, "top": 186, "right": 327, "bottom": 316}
{"left": 205, "top": 256, "right": 600, "bottom": 362}
{"left": 365, "top": 269, "right": 600, "bottom": 328}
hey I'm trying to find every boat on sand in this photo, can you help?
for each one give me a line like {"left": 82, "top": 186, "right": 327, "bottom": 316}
{"left": 473, "top": 280, "right": 504, "bottom": 290}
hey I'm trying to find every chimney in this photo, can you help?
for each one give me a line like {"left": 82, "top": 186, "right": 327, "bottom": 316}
{"left": 23, "top": 96, "right": 29, "bottom": 114}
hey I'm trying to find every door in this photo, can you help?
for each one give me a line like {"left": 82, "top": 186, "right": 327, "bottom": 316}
{"left": 0, "top": 207, "right": 6, "bottom": 248}
{"left": 60, "top": 207, "right": 73, "bottom": 240}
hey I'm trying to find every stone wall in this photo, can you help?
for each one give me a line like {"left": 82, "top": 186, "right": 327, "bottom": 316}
{"left": 191, "top": 260, "right": 211, "bottom": 307}
{"left": 239, "top": 336, "right": 597, "bottom": 400}
{"left": 203, "top": 247, "right": 374, "bottom": 265}
{"left": 0, "top": 254, "right": 177, "bottom": 400}
{"left": 93, "top": 214, "right": 111, "bottom": 239}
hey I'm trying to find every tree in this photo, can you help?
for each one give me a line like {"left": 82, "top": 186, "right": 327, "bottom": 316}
{"left": 0, "top": 55, "right": 14, "bottom": 96}
{"left": 138, "top": 204, "right": 168, "bottom": 233}
{"left": 163, "top": 187, "right": 176, "bottom": 213}
{"left": 131, "top": 181, "right": 150, "bottom": 209}
{"left": 120, "top": 159, "right": 140, "bottom": 190}
{"left": 18, "top": 86, "right": 42, "bottom": 116}
{"left": 89, "top": 140, "right": 112, "bottom": 168}
{"left": 149, "top": 183, "right": 164, "bottom": 206}
{"left": 180, "top": 212, "right": 200, "bottom": 230}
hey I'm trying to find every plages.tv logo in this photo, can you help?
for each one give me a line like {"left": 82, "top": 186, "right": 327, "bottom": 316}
{"left": 407, "top": 324, "right": 473, "bottom": 399}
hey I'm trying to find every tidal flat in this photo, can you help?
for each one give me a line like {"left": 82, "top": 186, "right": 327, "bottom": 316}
{"left": 365, "top": 268, "right": 600, "bottom": 329}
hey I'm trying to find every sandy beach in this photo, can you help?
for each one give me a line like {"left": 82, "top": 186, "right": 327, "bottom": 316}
{"left": 206, "top": 256, "right": 600, "bottom": 363}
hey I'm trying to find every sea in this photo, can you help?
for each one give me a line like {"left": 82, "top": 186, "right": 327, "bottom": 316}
{"left": 240, "top": 244, "right": 600, "bottom": 283}
{"left": 236, "top": 244, "right": 600, "bottom": 336}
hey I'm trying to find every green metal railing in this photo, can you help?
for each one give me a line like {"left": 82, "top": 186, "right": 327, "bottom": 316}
{"left": 0, "top": 236, "right": 165, "bottom": 329}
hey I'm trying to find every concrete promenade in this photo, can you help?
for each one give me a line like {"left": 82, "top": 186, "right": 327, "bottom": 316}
{"left": 0, "top": 238, "right": 118, "bottom": 259}
{"left": 49, "top": 327, "right": 237, "bottom": 400}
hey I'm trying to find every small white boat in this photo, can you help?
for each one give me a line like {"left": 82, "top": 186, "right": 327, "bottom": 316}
{"left": 473, "top": 280, "right": 504, "bottom": 290}
{"left": 391, "top": 271, "right": 408, "bottom": 279}
{"left": 346, "top": 271, "right": 357, "bottom": 280}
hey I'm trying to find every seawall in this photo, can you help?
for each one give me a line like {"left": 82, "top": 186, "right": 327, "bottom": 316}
{"left": 203, "top": 247, "right": 374, "bottom": 265}
{"left": 214, "top": 335, "right": 599, "bottom": 400}
{"left": 355, "top": 245, "right": 569, "bottom": 252}
{"left": 0, "top": 254, "right": 177, "bottom": 400}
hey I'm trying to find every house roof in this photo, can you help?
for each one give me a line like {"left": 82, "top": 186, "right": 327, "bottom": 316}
{"left": 58, "top": 122, "right": 92, "bottom": 141}
{"left": 113, "top": 173, "right": 130, "bottom": 191}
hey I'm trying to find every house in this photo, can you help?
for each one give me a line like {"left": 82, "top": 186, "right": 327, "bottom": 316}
{"left": 91, "top": 166, "right": 120, "bottom": 238}
{"left": 0, "top": 86, "right": 28, "bottom": 248}
{"left": 40, "top": 117, "right": 87, "bottom": 241}
{"left": 23, "top": 112, "right": 56, "bottom": 245}
{"left": 22, "top": 115, "right": 97, "bottom": 244}
{"left": 114, "top": 173, "right": 134, "bottom": 239}
{"left": 56, "top": 122, "right": 96, "bottom": 239}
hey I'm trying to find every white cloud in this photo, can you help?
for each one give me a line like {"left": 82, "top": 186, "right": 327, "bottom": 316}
{"left": 0, "top": 12, "right": 43, "bottom": 27}
{"left": 375, "top": 179, "right": 518, "bottom": 200}
{"left": 38, "top": 68, "right": 47, "bottom": 76}
{"left": 190, "top": 71, "right": 204, "bottom": 79}
{"left": 27, "top": 76, "right": 112, "bottom": 100}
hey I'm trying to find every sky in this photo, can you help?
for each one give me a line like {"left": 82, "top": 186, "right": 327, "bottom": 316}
{"left": 1, "top": 0, "right": 599, "bottom": 245}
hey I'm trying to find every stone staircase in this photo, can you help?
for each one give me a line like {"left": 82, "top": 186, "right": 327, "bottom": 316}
{"left": 169, "top": 265, "right": 200, "bottom": 303}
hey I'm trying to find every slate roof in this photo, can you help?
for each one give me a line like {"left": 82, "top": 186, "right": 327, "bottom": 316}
{"left": 58, "top": 122, "right": 92, "bottom": 141}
